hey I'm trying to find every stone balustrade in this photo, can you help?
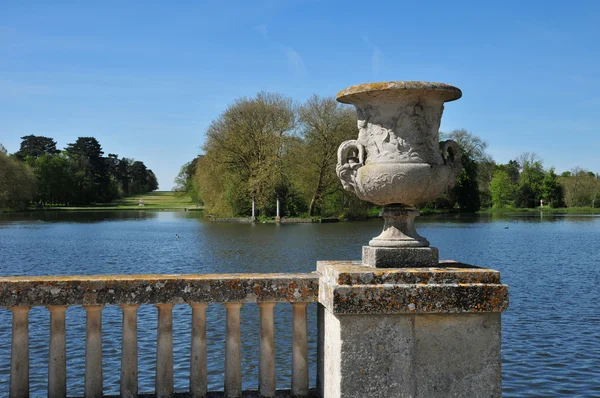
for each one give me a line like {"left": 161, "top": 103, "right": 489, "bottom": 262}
{"left": 0, "top": 261, "right": 508, "bottom": 398}
{"left": 0, "top": 273, "right": 319, "bottom": 398}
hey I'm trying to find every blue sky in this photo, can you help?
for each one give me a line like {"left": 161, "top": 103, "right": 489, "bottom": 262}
{"left": 1, "top": 0, "right": 599, "bottom": 189}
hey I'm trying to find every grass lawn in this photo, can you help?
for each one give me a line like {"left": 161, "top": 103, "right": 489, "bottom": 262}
{"left": 37, "top": 191, "right": 202, "bottom": 211}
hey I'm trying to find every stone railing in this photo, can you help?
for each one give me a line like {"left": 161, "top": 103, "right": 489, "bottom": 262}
{"left": 0, "top": 273, "right": 319, "bottom": 398}
{"left": 0, "top": 261, "right": 509, "bottom": 398}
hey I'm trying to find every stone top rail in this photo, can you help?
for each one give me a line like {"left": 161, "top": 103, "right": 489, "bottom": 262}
{"left": 319, "top": 260, "right": 503, "bottom": 285}
{"left": 317, "top": 260, "right": 509, "bottom": 315}
{"left": 0, "top": 273, "right": 319, "bottom": 307}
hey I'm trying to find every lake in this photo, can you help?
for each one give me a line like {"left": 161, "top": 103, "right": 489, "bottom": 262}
{"left": 0, "top": 211, "right": 599, "bottom": 397}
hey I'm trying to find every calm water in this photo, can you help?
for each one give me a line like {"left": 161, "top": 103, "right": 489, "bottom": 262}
{"left": 0, "top": 211, "right": 599, "bottom": 397}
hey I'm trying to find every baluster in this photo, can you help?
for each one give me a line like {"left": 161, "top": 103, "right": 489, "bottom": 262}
{"left": 9, "top": 306, "right": 30, "bottom": 398}
{"left": 84, "top": 305, "right": 104, "bottom": 398}
{"left": 258, "top": 302, "right": 276, "bottom": 397}
{"left": 189, "top": 303, "right": 208, "bottom": 398}
{"left": 224, "top": 302, "right": 242, "bottom": 398}
{"left": 317, "top": 303, "right": 325, "bottom": 395}
{"left": 47, "top": 305, "right": 67, "bottom": 398}
{"left": 292, "top": 302, "right": 309, "bottom": 396}
{"left": 120, "top": 304, "right": 140, "bottom": 398}
{"left": 155, "top": 303, "right": 174, "bottom": 398}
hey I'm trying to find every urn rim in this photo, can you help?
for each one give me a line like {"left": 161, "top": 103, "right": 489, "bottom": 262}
{"left": 336, "top": 81, "right": 462, "bottom": 104}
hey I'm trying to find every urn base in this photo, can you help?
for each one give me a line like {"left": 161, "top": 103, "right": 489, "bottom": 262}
{"left": 362, "top": 246, "right": 439, "bottom": 268}
{"left": 369, "top": 205, "right": 430, "bottom": 248}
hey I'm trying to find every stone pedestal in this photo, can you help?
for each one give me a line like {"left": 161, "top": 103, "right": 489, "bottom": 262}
{"left": 362, "top": 246, "right": 439, "bottom": 268}
{"left": 317, "top": 260, "right": 509, "bottom": 398}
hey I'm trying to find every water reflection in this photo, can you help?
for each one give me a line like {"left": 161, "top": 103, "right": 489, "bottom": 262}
{"left": 0, "top": 210, "right": 160, "bottom": 224}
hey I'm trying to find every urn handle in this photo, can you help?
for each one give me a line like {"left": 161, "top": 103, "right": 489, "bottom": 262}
{"left": 336, "top": 140, "right": 365, "bottom": 193}
{"left": 440, "top": 140, "right": 462, "bottom": 177}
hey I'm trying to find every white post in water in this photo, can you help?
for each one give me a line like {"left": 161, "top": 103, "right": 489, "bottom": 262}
{"left": 275, "top": 196, "right": 281, "bottom": 223}
{"left": 251, "top": 197, "right": 256, "bottom": 221}
{"left": 317, "top": 81, "right": 510, "bottom": 397}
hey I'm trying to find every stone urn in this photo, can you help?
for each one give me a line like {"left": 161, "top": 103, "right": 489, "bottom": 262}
{"left": 336, "top": 81, "right": 462, "bottom": 267}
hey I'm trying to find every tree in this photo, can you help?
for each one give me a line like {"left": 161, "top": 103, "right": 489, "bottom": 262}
{"left": 516, "top": 152, "right": 539, "bottom": 172}
{"left": 194, "top": 155, "right": 233, "bottom": 215}
{"left": 450, "top": 151, "right": 481, "bottom": 212}
{"left": 0, "top": 143, "right": 7, "bottom": 154}
{"left": 65, "top": 137, "right": 117, "bottom": 203}
{"left": 514, "top": 154, "right": 545, "bottom": 208}
{"left": 174, "top": 157, "right": 202, "bottom": 203}
{"left": 441, "top": 129, "right": 492, "bottom": 208}
{"left": 541, "top": 167, "right": 564, "bottom": 207}
{"left": 65, "top": 137, "right": 105, "bottom": 204}
{"left": 15, "top": 135, "right": 59, "bottom": 160}
{"left": 199, "top": 92, "right": 296, "bottom": 216}
{"left": 490, "top": 169, "right": 516, "bottom": 208}
{"left": 0, "top": 152, "right": 36, "bottom": 211}
{"left": 104, "top": 154, "right": 122, "bottom": 200}
{"left": 66, "top": 137, "right": 104, "bottom": 160}
{"left": 506, "top": 160, "right": 520, "bottom": 184}
{"left": 3, "top": 135, "right": 155, "bottom": 207}
{"left": 294, "top": 95, "right": 357, "bottom": 216}
{"left": 441, "top": 129, "right": 488, "bottom": 162}
{"left": 593, "top": 174, "right": 599, "bottom": 208}
{"left": 561, "top": 167, "right": 598, "bottom": 207}
{"left": 117, "top": 157, "right": 133, "bottom": 196}
{"left": 130, "top": 161, "right": 148, "bottom": 194}
{"left": 146, "top": 169, "right": 159, "bottom": 191}
{"left": 32, "top": 153, "right": 75, "bottom": 205}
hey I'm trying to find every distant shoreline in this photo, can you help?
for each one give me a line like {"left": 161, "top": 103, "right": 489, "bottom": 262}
{"left": 5, "top": 199, "right": 599, "bottom": 217}
{"left": 8, "top": 191, "right": 204, "bottom": 213}
{"left": 478, "top": 207, "right": 600, "bottom": 215}
{"left": 15, "top": 207, "right": 204, "bottom": 212}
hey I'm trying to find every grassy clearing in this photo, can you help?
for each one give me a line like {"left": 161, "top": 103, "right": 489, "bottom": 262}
{"left": 35, "top": 191, "right": 203, "bottom": 211}
{"left": 109, "top": 191, "right": 200, "bottom": 209}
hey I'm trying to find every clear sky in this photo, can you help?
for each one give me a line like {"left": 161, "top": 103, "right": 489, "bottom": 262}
{"left": 1, "top": 1, "right": 599, "bottom": 189}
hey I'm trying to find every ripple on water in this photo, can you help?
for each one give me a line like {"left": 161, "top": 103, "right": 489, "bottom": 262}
{"left": 0, "top": 212, "right": 599, "bottom": 396}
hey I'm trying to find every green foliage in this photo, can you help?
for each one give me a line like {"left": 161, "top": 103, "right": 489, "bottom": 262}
{"left": 441, "top": 129, "right": 488, "bottom": 162}
{"left": 560, "top": 168, "right": 598, "bottom": 208}
{"left": 514, "top": 155, "right": 545, "bottom": 208}
{"left": 336, "top": 193, "right": 373, "bottom": 220}
{"left": 490, "top": 170, "right": 515, "bottom": 208}
{"left": 3, "top": 135, "right": 158, "bottom": 208}
{"left": 199, "top": 92, "right": 296, "bottom": 216}
{"left": 292, "top": 95, "right": 357, "bottom": 216}
{"left": 0, "top": 151, "right": 36, "bottom": 211}
{"left": 32, "top": 153, "right": 75, "bottom": 205}
{"left": 193, "top": 92, "right": 378, "bottom": 218}
{"left": 15, "top": 135, "right": 59, "bottom": 160}
{"left": 174, "top": 157, "right": 202, "bottom": 204}
{"left": 451, "top": 151, "right": 481, "bottom": 212}
{"left": 184, "top": 92, "right": 596, "bottom": 217}
{"left": 441, "top": 129, "right": 490, "bottom": 211}
{"left": 506, "top": 160, "right": 520, "bottom": 184}
{"left": 542, "top": 168, "right": 564, "bottom": 207}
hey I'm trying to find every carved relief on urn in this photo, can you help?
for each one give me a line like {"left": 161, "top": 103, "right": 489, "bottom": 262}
{"left": 336, "top": 82, "right": 463, "bottom": 266}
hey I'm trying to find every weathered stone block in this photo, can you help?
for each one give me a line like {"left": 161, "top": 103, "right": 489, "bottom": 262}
{"left": 317, "top": 261, "right": 509, "bottom": 315}
{"left": 322, "top": 310, "right": 502, "bottom": 398}
{"left": 317, "top": 260, "right": 508, "bottom": 398}
{"left": 362, "top": 246, "right": 439, "bottom": 268}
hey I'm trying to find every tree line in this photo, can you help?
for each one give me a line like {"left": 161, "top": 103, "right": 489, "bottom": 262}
{"left": 175, "top": 92, "right": 600, "bottom": 217}
{"left": 0, "top": 136, "right": 158, "bottom": 211}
